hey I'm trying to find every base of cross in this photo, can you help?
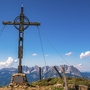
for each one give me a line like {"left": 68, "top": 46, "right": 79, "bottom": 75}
{"left": 9, "top": 73, "right": 29, "bottom": 86}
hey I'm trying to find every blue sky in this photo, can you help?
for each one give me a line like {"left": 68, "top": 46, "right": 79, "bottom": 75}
{"left": 0, "top": 0, "right": 90, "bottom": 72}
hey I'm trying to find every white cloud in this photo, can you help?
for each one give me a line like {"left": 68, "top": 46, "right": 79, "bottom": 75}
{"left": 45, "top": 54, "right": 49, "bottom": 57}
{"left": 65, "top": 52, "right": 72, "bottom": 56}
{"left": 80, "top": 51, "right": 90, "bottom": 59}
{"left": 0, "top": 57, "right": 18, "bottom": 69}
{"left": 74, "top": 63, "right": 82, "bottom": 68}
{"left": 77, "top": 63, "right": 82, "bottom": 66}
{"left": 32, "top": 53, "right": 37, "bottom": 56}
{"left": 14, "top": 59, "right": 18, "bottom": 63}
{"left": 74, "top": 64, "right": 83, "bottom": 71}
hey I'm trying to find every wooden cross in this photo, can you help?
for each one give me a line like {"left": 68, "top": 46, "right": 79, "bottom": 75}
{"left": 2, "top": 5, "right": 40, "bottom": 73}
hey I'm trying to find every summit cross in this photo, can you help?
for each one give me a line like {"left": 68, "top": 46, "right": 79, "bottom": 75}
{"left": 2, "top": 5, "right": 40, "bottom": 73}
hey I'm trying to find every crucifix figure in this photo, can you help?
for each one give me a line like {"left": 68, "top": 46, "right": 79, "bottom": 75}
{"left": 2, "top": 5, "right": 40, "bottom": 73}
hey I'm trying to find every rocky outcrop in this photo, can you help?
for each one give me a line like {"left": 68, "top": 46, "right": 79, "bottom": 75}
{"left": 10, "top": 73, "right": 28, "bottom": 86}
{"left": 68, "top": 84, "right": 89, "bottom": 90}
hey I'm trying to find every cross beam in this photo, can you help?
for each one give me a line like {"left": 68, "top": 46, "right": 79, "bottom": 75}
{"left": 2, "top": 22, "right": 40, "bottom": 25}
{"left": 2, "top": 5, "right": 40, "bottom": 73}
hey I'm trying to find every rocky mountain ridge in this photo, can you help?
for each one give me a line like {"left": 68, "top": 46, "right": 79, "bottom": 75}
{"left": 0, "top": 65, "right": 87, "bottom": 86}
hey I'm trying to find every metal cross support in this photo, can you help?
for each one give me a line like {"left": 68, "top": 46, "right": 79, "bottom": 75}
{"left": 2, "top": 5, "right": 40, "bottom": 73}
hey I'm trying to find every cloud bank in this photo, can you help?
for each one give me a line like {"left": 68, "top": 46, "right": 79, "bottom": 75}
{"left": 0, "top": 57, "right": 18, "bottom": 69}
{"left": 65, "top": 52, "right": 72, "bottom": 56}
{"left": 80, "top": 51, "right": 90, "bottom": 59}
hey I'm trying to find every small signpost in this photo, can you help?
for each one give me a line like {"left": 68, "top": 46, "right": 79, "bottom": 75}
{"left": 39, "top": 67, "right": 42, "bottom": 80}
{"left": 62, "top": 66, "right": 68, "bottom": 90}
{"left": 2, "top": 5, "right": 40, "bottom": 85}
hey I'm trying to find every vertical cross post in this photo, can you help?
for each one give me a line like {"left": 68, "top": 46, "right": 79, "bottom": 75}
{"left": 18, "top": 6, "right": 24, "bottom": 73}
{"left": 2, "top": 5, "right": 40, "bottom": 73}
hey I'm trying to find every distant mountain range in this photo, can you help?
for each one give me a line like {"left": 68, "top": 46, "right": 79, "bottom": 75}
{"left": 0, "top": 65, "right": 90, "bottom": 86}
